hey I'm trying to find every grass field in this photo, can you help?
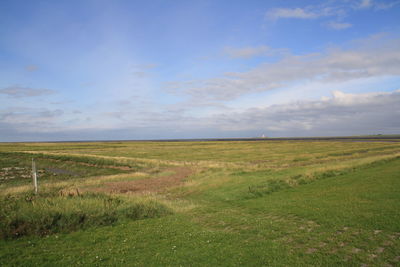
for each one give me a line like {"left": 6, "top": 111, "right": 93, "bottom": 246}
{"left": 0, "top": 139, "right": 399, "bottom": 266}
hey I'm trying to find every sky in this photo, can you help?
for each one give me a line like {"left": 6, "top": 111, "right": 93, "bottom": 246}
{"left": 1, "top": 0, "right": 400, "bottom": 141}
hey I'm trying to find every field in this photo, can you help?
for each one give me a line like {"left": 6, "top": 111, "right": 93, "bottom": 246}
{"left": 0, "top": 139, "right": 400, "bottom": 266}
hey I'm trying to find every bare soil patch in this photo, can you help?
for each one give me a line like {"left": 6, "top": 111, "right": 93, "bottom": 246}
{"left": 93, "top": 167, "right": 193, "bottom": 194}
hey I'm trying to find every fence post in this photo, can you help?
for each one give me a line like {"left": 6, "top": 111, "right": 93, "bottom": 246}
{"left": 32, "top": 158, "right": 38, "bottom": 194}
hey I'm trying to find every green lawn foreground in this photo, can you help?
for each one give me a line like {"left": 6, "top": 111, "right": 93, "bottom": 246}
{"left": 0, "top": 156, "right": 399, "bottom": 266}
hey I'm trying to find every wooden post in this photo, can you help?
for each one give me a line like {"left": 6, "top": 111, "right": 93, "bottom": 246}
{"left": 32, "top": 158, "right": 38, "bottom": 194}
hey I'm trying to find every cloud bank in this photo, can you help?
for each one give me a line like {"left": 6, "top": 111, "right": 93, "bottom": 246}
{"left": 169, "top": 35, "right": 400, "bottom": 101}
{"left": 1, "top": 89, "right": 399, "bottom": 141}
{"left": 209, "top": 90, "right": 400, "bottom": 136}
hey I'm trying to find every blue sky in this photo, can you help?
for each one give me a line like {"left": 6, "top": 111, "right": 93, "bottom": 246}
{"left": 1, "top": 0, "right": 400, "bottom": 141}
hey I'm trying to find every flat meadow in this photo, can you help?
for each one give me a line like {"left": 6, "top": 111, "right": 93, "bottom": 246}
{"left": 0, "top": 139, "right": 399, "bottom": 266}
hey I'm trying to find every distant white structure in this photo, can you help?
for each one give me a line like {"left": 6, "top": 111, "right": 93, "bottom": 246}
{"left": 261, "top": 134, "right": 267, "bottom": 138}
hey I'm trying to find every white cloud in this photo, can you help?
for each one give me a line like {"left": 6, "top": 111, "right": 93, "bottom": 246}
{"left": 169, "top": 35, "right": 400, "bottom": 101}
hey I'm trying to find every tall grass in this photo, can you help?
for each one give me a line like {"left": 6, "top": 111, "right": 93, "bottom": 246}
{"left": 0, "top": 192, "right": 171, "bottom": 239}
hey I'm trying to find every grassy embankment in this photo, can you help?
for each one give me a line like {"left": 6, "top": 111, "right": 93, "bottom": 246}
{"left": 0, "top": 140, "right": 399, "bottom": 266}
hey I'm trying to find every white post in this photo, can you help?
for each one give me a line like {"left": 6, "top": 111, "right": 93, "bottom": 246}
{"left": 32, "top": 158, "right": 38, "bottom": 194}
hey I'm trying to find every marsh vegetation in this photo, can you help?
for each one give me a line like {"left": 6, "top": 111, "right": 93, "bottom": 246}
{"left": 0, "top": 139, "right": 399, "bottom": 266}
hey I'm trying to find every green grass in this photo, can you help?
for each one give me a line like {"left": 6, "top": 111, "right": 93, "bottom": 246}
{"left": 0, "top": 139, "right": 399, "bottom": 266}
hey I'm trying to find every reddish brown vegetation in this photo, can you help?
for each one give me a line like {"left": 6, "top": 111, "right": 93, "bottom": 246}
{"left": 93, "top": 167, "right": 193, "bottom": 194}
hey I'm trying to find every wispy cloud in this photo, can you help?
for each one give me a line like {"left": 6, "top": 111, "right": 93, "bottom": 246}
{"left": 327, "top": 21, "right": 352, "bottom": 30}
{"left": 265, "top": 3, "right": 346, "bottom": 21}
{"left": 25, "top": 65, "right": 39, "bottom": 72}
{"left": 132, "top": 71, "right": 147, "bottom": 78}
{"left": 0, "top": 107, "right": 64, "bottom": 133}
{"left": 266, "top": 7, "right": 322, "bottom": 20}
{"left": 0, "top": 86, "right": 55, "bottom": 98}
{"left": 129, "top": 63, "right": 158, "bottom": 78}
{"left": 224, "top": 45, "right": 270, "bottom": 59}
{"left": 355, "top": 0, "right": 400, "bottom": 10}
{"left": 131, "top": 63, "right": 158, "bottom": 70}
{"left": 266, "top": 1, "right": 399, "bottom": 22}
{"left": 357, "top": 0, "right": 373, "bottom": 9}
